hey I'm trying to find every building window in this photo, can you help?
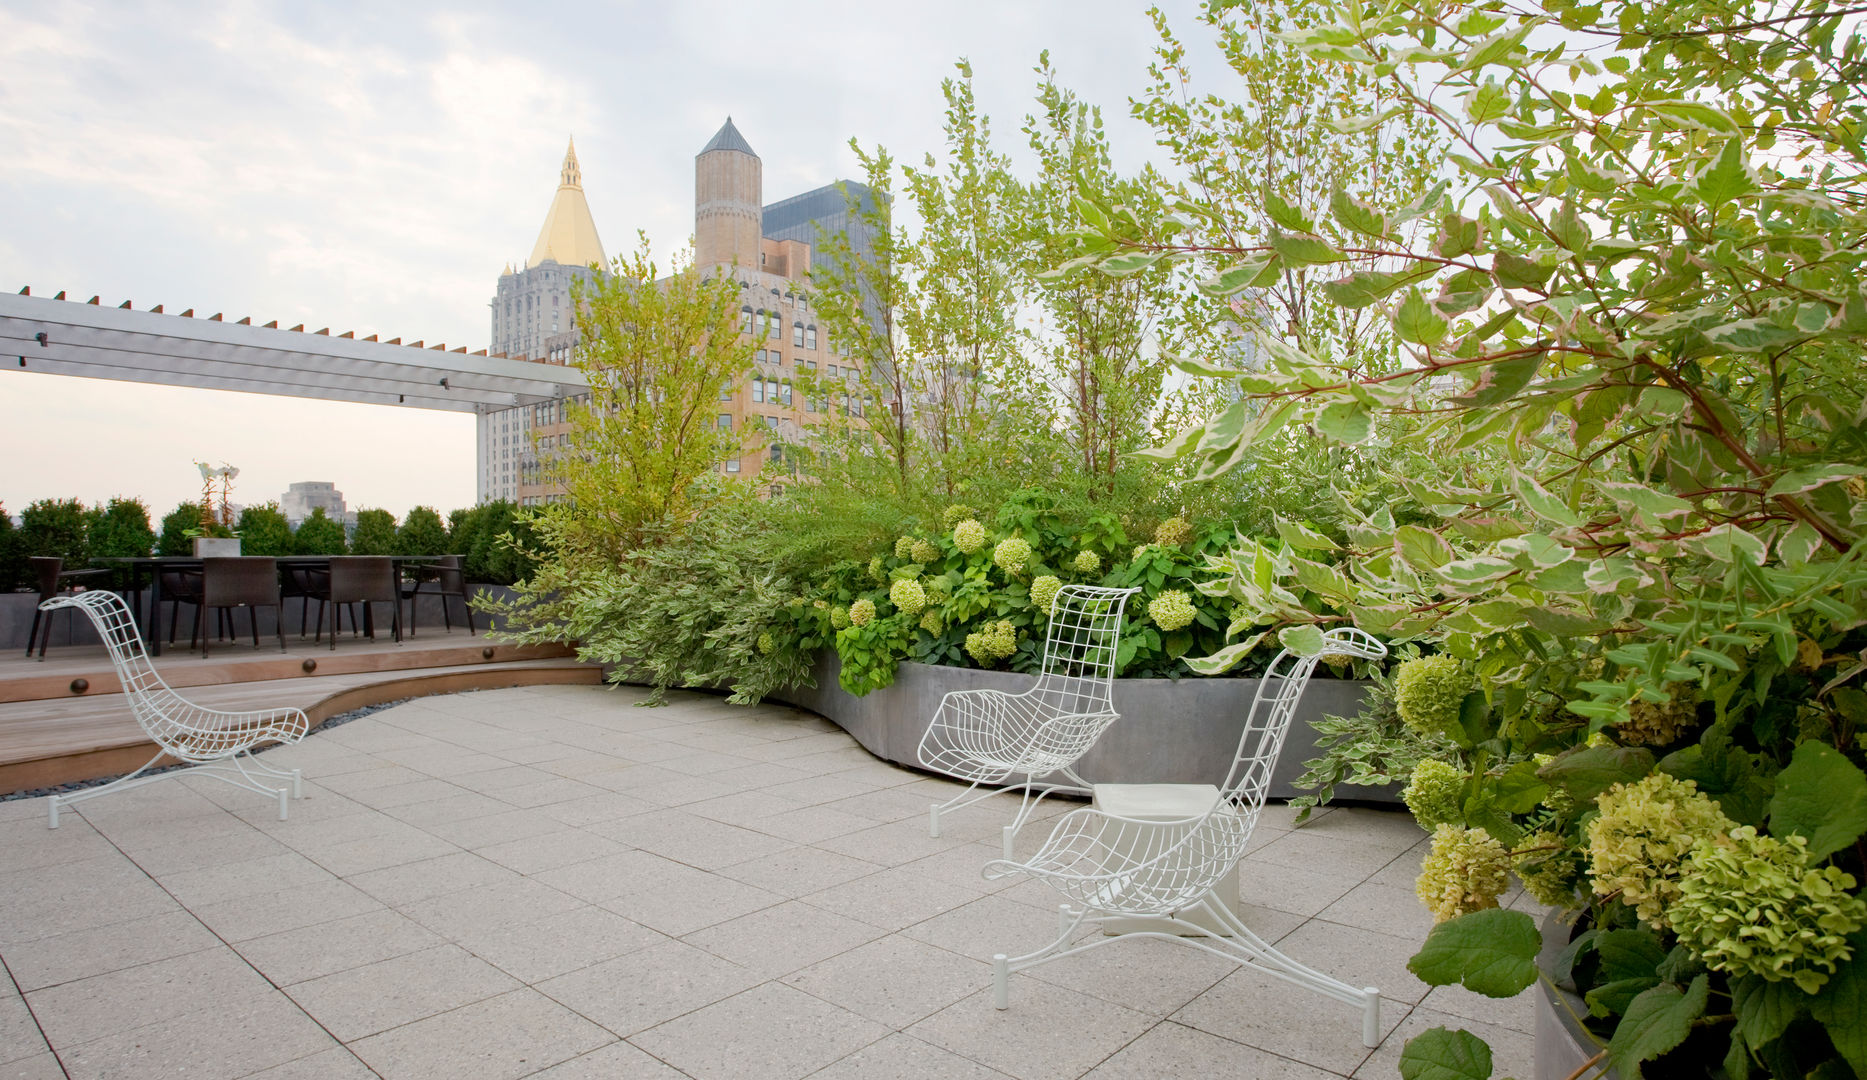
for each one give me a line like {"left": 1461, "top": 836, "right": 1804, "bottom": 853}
{"left": 726, "top": 459, "right": 741, "bottom": 474}
{"left": 806, "top": 326, "right": 817, "bottom": 350}
{"left": 792, "top": 323, "right": 804, "bottom": 347}
{"left": 743, "top": 308, "right": 755, "bottom": 335}
{"left": 752, "top": 380, "right": 764, "bottom": 404}
{"left": 764, "top": 415, "right": 779, "bottom": 429}
{"left": 718, "top": 413, "right": 732, "bottom": 429}
{"left": 720, "top": 385, "right": 734, "bottom": 402}
{"left": 755, "top": 349, "right": 766, "bottom": 365}
{"left": 828, "top": 364, "right": 838, "bottom": 379}
{"left": 767, "top": 313, "right": 780, "bottom": 340}
{"left": 780, "top": 382, "right": 793, "bottom": 407}
{"left": 765, "top": 378, "right": 780, "bottom": 404}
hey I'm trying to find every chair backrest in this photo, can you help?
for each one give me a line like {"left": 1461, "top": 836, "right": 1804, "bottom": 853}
{"left": 327, "top": 557, "right": 396, "bottom": 604}
{"left": 202, "top": 557, "right": 280, "bottom": 608}
{"left": 29, "top": 557, "right": 62, "bottom": 602}
{"left": 434, "top": 554, "right": 466, "bottom": 595}
{"left": 159, "top": 568, "right": 204, "bottom": 600}
{"left": 38, "top": 590, "right": 188, "bottom": 743}
{"left": 1028, "top": 585, "right": 1139, "bottom": 719}
{"left": 1204, "top": 626, "right": 1388, "bottom": 854}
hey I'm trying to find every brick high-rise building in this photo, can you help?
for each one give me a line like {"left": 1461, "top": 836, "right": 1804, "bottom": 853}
{"left": 477, "top": 121, "right": 878, "bottom": 506}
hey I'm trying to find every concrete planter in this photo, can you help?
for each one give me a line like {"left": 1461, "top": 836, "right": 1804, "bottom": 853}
{"left": 773, "top": 652, "right": 1402, "bottom": 802}
{"left": 191, "top": 538, "right": 242, "bottom": 557}
{"left": 1535, "top": 910, "right": 1614, "bottom": 1080}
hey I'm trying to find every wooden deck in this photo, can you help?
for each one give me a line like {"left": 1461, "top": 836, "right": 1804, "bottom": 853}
{"left": 0, "top": 631, "right": 603, "bottom": 795}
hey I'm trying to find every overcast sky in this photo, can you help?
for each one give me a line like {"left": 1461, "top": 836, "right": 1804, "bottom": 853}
{"left": 0, "top": 0, "right": 1217, "bottom": 521}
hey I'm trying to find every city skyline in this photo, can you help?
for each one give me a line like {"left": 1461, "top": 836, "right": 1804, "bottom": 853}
{"left": 0, "top": 1, "right": 1206, "bottom": 520}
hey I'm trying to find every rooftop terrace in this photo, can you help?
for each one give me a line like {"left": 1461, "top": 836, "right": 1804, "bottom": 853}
{"left": 0, "top": 685, "right": 1540, "bottom": 1079}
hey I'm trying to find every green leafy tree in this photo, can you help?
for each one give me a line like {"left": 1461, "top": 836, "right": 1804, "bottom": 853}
{"left": 1067, "top": 2, "right": 1867, "bottom": 1076}
{"left": 350, "top": 509, "right": 397, "bottom": 556}
{"left": 18, "top": 499, "right": 88, "bottom": 570}
{"left": 85, "top": 497, "right": 156, "bottom": 589}
{"left": 551, "top": 238, "right": 754, "bottom": 563}
{"left": 396, "top": 506, "right": 449, "bottom": 556}
{"left": 234, "top": 503, "right": 294, "bottom": 557}
{"left": 445, "top": 508, "right": 472, "bottom": 554}
{"left": 460, "top": 500, "right": 535, "bottom": 585}
{"left": 292, "top": 508, "right": 347, "bottom": 555}
{"left": 157, "top": 501, "right": 204, "bottom": 557}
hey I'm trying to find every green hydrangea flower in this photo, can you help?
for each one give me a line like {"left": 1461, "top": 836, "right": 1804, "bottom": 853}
{"left": 919, "top": 610, "right": 943, "bottom": 635}
{"left": 1148, "top": 590, "right": 1196, "bottom": 631}
{"left": 1154, "top": 516, "right": 1191, "bottom": 546}
{"left": 812, "top": 599, "right": 829, "bottom": 610}
{"left": 1587, "top": 773, "right": 1735, "bottom": 930}
{"left": 911, "top": 538, "right": 941, "bottom": 565}
{"left": 1673, "top": 826, "right": 1867, "bottom": 993}
{"left": 1394, "top": 656, "right": 1470, "bottom": 739}
{"left": 1030, "top": 575, "right": 1062, "bottom": 616}
{"left": 1417, "top": 824, "right": 1511, "bottom": 923}
{"left": 889, "top": 578, "right": 927, "bottom": 616}
{"left": 924, "top": 580, "right": 951, "bottom": 605}
{"left": 994, "top": 537, "right": 1033, "bottom": 575}
{"left": 830, "top": 606, "right": 851, "bottom": 630}
{"left": 941, "top": 504, "right": 976, "bottom": 530}
{"left": 1514, "top": 830, "right": 1586, "bottom": 909}
{"left": 867, "top": 555, "right": 885, "bottom": 582}
{"left": 895, "top": 536, "right": 915, "bottom": 560}
{"left": 1071, "top": 550, "right": 1101, "bottom": 576}
{"left": 1131, "top": 543, "right": 1152, "bottom": 562}
{"left": 848, "top": 598, "right": 876, "bottom": 628}
{"left": 953, "top": 519, "right": 987, "bottom": 555}
{"left": 756, "top": 632, "right": 775, "bottom": 656}
{"left": 964, "top": 620, "right": 1018, "bottom": 666}
{"left": 1618, "top": 693, "right": 1700, "bottom": 747}
{"left": 1403, "top": 760, "right": 1464, "bottom": 830}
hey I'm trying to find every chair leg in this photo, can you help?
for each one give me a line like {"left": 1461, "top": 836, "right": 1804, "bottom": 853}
{"left": 275, "top": 604, "right": 286, "bottom": 653}
{"left": 249, "top": 606, "right": 260, "bottom": 650}
{"left": 26, "top": 607, "right": 42, "bottom": 659}
{"left": 993, "top": 954, "right": 1010, "bottom": 1010}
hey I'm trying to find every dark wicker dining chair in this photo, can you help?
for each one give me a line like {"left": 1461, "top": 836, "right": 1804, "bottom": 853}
{"left": 26, "top": 556, "right": 111, "bottom": 659}
{"left": 402, "top": 554, "right": 476, "bottom": 636}
{"left": 195, "top": 557, "right": 285, "bottom": 657}
{"left": 308, "top": 557, "right": 401, "bottom": 650}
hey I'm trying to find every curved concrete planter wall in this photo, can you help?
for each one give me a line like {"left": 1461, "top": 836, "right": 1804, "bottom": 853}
{"left": 774, "top": 653, "right": 1402, "bottom": 803}
{"left": 1536, "top": 911, "right": 1615, "bottom": 1080}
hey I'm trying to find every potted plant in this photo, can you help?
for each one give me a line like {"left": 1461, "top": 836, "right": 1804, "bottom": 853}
{"left": 190, "top": 462, "right": 241, "bottom": 556}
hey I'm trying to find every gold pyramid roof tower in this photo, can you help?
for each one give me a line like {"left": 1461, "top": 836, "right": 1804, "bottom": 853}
{"left": 527, "top": 138, "right": 606, "bottom": 269}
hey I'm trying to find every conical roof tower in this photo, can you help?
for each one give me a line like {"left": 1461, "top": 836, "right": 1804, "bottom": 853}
{"left": 528, "top": 138, "right": 606, "bottom": 268}
{"left": 695, "top": 118, "right": 762, "bottom": 270}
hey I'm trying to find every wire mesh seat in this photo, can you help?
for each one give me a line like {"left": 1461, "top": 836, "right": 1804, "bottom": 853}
{"left": 979, "top": 626, "right": 1390, "bottom": 1048}
{"left": 39, "top": 590, "right": 309, "bottom": 828}
{"left": 918, "top": 584, "right": 1139, "bottom": 859}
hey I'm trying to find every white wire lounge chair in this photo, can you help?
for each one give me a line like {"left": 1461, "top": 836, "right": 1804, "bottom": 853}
{"left": 980, "top": 626, "right": 1391, "bottom": 1048}
{"left": 918, "top": 584, "right": 1140, "bottom": 859}
{"left": 41, "top": 589, "right": 309, "bottom": 828}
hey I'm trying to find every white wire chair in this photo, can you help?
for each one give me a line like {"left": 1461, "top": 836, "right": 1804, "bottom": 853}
{"left": 40, "top": 590, "right": 309, "bottom": 828}
{"left": 918, "top": 583, "right": 1140, "bottom": 859}
{"left": 979, "top": 626, "right": 1390, "bottom": 1048}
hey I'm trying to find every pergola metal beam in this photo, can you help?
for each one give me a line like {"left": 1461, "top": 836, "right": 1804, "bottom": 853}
{"left": 0, "top": 292, "right": 587, "bottom": 414}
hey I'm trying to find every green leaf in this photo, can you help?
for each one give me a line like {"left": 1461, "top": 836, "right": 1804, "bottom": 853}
{"left": 1278, "top": 624, "right": 1327, "bottom": 657}
{"left": 1587, "top": 977, "right": 1660, "bottom": 1018}
{"left": 1696, "top": 137, "right": 1755, "bottom": 211}
{"left": 1396, "top": 289, "right": 1449, "bottom": 346}
{"left": 1810, "top": 935, "right": 1867, "bottom": 1076}
{"left": 1395, "top": 525, "right": 1455, "bottom": 571}
{"left": 1407, "top": 908, "right": 1541, "bottom": 998}
{"left": 1199, "top": 252, "right": 1282, "bottom": 296}
{"left": 1322, "top": 265, "right": 1435, "bottom": 309}
{"left": 1608, "top": 976, "right": 1708, "bottom": 1078}
{"left": 1330, "top": 185, "right": 1390, "bottom": 238}
{"left": 1596, "top": 928, "right": 1668, "bottom": 983}
{"left": 1466, "top": 81, "right": 1510, "bottom": 122}
{"left": 1490, "top": 760, "right": 1549, "bottom": 814}
{"left": 1398, "top": 1027, "right": 1494, "bottom": 1080}
{"left": 1648, "top": 99, "right": 1741, "bottom": 135}
{"left": 1269, "top": 232, "right": 1346, "bottom": 266}
{"left": 1184, "top": 631, "right": 1270, "bottom": 676}
{"left": 1731, "top": 976, "right": 1804, "bottom": 1051}
{"left": 1492, "top": 252, "right": 1555, "bottom": 289}
{"left": 1766, "top": 464, "right": 1865, "bottom": 499}
{"left": 1263, "top": 190, "right": 1315, "bottom": 233}
{"left": 1767, "top": 740, "right": 1867, "bottom": 860}
{"left": 1315, "top": 401, "right": 1374, "bottom": 443}
{"left": 1274, "top": 516, "right": 1339, "bottom": 552}
{"left": 1512, "top": 471, "right": 1583, "bottom": 528}
{"left": 1539, "top": 745, "right": 1656, "bottom": 804}
{"left": 1450, "top": 353, "right": 1541, "bottom": 408}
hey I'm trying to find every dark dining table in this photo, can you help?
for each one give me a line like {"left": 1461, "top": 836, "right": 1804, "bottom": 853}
{"left": 93, "top": 556, "right": 440, "bottom": 657}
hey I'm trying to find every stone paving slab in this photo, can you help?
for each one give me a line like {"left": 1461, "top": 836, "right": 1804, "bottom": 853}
{"left": 0, "top": 684, "right": 1538, "bottom": 1078}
